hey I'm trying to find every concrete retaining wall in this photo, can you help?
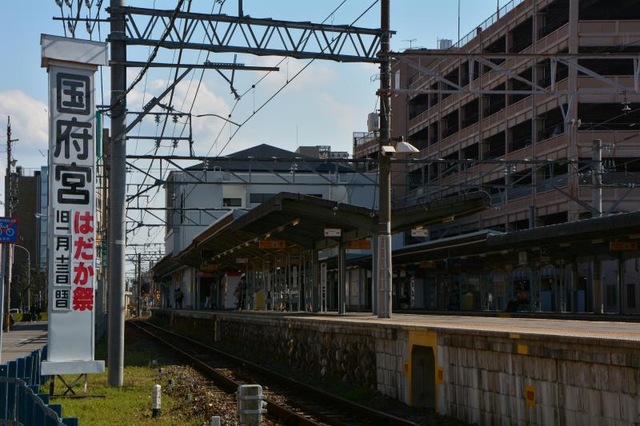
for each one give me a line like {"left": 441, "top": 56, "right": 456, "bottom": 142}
{"left": 440, "top": 331, "right": 640, "bottom": 425}
{"left": 155, "top": 310, "right": 640, "bottom": 425}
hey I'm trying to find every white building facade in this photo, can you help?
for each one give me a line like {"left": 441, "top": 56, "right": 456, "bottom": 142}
{"left": 160, "top": 144, "right": 378, "bottom": 310}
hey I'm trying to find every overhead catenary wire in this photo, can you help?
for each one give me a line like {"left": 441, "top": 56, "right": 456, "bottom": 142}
{"left": 211, "top": 0, "right": 378, "bottom": 157}
{"left": 127, "top": 0, "right": 163, "bottom": 233}
{"left": 106, "top": 0, "right": 187, "bottom": 113}
{"left": 124, "top": 0, "right": 382, "bottom": 240}
{"left": 160, "top": 0, "right": 372, "bottom": 230}
{"left": 126, "top": 0, "right": 219, "bottom": 238}
{"left": 59, "top": 1, "right": 380, "bottom": 248}
{"left": 128, "top": 0, "right": 225, "bottom": 240}
{"left": 172, "top": 0, "right": 360, "bottom": 207}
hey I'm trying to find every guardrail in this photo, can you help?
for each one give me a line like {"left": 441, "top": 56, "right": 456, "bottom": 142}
{"left": 0, "top": 346, "right": 79, "bottom": 425}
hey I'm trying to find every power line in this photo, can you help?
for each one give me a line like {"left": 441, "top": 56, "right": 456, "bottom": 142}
{"left": 128, "top": 1, "right": 224, "bottom": 236}
{"left": 212, "top": 0, "right": 377, "bottom": 156}
{"left": 106, "top": 0, "right": 187, "bottom": 112}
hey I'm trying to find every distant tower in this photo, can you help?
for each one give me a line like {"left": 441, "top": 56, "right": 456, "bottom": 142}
{"left": 438, "top": 39, "right": 453, "bottom": 50}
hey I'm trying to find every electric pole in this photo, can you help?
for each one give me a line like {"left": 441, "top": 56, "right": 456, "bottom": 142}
{"left": 137, "top": 253, "right": 141, "bottom": 318}
{"left": 4, "top": 117, "right": 17, "bottom": 331}
{"left": 377, "top": 0, "right": 392, "bottom": 318}
{"left": 108, "top": 0, "right": 127, "bottom": 387}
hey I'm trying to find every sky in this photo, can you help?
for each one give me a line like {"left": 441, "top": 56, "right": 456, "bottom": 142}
{"left": 0, "top": 0, "right": 506, "bottom": 274}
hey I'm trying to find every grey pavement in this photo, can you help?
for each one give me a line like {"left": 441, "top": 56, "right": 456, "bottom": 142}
{"left": 0, "top": 320, "right": 48, "bottom": 364}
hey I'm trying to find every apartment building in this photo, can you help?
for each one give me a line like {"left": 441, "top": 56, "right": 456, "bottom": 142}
{"left": 4, "top": 167, "right": 42, "bottom": 313}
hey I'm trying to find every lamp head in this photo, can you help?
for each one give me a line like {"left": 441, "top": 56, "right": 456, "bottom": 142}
{"left": 381, "top": 145, "right": 396, "bottom": 156}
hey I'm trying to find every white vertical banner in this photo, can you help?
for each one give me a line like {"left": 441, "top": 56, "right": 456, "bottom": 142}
{"left": 41, "top": 35, "right": 107, "bottom": 375}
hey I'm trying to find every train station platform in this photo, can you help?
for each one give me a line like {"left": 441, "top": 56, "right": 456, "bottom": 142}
{"left": 153, "top": 309, "right": 640, "bottom": 426}
{"left": 0, "top": 321, "right": 48, "bottom": 364}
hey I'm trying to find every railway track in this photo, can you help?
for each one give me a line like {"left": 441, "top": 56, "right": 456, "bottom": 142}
{"left": 128, "top": 319, "right": 422, "bottom": 426}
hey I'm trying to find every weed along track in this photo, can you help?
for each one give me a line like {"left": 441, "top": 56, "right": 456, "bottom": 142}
{"left": 128, "top": 319, "right": 426, "bottom": 426}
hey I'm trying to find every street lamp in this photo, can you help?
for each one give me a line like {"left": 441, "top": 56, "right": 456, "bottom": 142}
{"left": 376, "top": 1, "right": 419, "bottom": 318}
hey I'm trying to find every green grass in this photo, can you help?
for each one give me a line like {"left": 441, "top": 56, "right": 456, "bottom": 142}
{"left": 14, "top": 312, "right": 48, "bottom": 322}
{"left": 44, "top": 327, "right": 200, "bottom": 426}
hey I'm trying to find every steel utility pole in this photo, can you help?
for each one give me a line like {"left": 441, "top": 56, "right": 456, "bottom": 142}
{"left": 4, "top": 117, "right": 17, "bottom": 331}
{"left": 136, "top": 253, "right": 141, "bottom": 318}
{"left": 108, "top": 0, "right": 127, "bottom": 387}
{"left": 377, "top": 0, "right": 392, "bottom": 318}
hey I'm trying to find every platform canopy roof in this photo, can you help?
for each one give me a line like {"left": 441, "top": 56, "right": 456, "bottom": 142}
{"left": 486, "top": 210, "right": 640, "bottom": 261}
{"left": 152, "top": 191, "right": 489, "bottom": 277}
{"left": 391, "top": 210, "right": 640, "bottom": 267}
{"left": 151, "top": 191, "right": 640, "bottom": 280}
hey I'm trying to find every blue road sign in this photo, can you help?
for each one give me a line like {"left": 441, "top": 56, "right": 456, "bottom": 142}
{"left": 0, "top": 217, "right": 17, "bottom": 243}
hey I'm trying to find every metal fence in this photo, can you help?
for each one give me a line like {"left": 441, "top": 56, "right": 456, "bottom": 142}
{"left": 0, "top": 346, "right": 78, "bottom": 425}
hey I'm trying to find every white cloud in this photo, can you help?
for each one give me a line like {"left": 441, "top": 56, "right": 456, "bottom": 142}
{"left": 116, "top": 56, "right": 379, "bottom": 157}
{"left": 0, "top": 90, "right": 49, "bottom": 168}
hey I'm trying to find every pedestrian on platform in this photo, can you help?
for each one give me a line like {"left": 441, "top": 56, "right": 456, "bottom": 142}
{"left": 234, "top": 279, "right": 246, "bottom": 310}
{"left": 175, "top": 288, "right": 183, "bottom": 309}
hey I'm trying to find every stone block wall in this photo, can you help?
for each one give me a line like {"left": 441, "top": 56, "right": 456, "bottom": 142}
{"left": 439, "top": 331, "right": 640, "bottom": 425}
{"left": 158, "top": 311, "right": 406, "bottom": 399}
{"left": 156, "top": 310, "right": 640, "bottom": 425}
{"left": 219, "top": 315, "right": 380, "bottom": 389}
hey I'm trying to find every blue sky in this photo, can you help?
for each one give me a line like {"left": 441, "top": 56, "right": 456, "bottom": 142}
{"left": 0, "top": 0, "right": 505, "bottom": 267}
{"left": 0, "top": 1, "right": 504, "bottom": 163}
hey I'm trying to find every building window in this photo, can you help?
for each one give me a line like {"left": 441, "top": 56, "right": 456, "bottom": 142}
{"left": 249, "top": 193, "right": 277, "bottom": 204}
{"left": 223, "top": 198, "right": 242, "bottom": 207}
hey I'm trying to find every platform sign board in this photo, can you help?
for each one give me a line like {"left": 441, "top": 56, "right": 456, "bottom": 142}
{"left": 324, "top": 228, "right": 341, "bottom": 237}
{"left": 259, "top": 239, "right": 286, "bottom": 249}
{"left": 0, "top": 217, "right": 18, "bottom": 243}
{"left": 200, "top": 262, "right": 219, "bottom": 272}
{"left": 346, "top": 239, "right": 371, "bottom": 250}
{"left": 610, "top": 241, "right": 638, "bottom": 251}
{"left": 40, "top": 34, "right": 106, "bottom": 375}
{"left": 411, "top": 228, "right": 428, "bottom": 238}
